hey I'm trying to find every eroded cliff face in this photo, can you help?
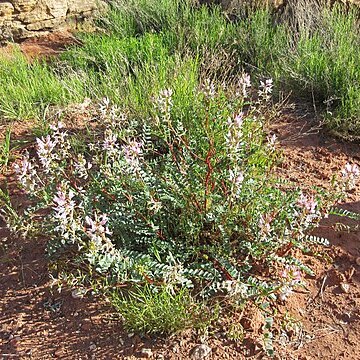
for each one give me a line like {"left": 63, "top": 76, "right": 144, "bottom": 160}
{"left": 0, "top": 0, "right": 103, "bottom": 41}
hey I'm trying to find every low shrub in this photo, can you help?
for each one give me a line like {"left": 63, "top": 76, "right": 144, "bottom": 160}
{"left": 4, "top": 76, "right": 358, "bottom": 344}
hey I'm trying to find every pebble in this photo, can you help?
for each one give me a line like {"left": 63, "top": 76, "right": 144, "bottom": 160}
{"left": 190, "top": 344, "right": 212, "bottom": 359}
{"left": 139, "top": 348, "right": 153, "bottom": 358}
{"left": 72, "top": 288, "right": 87, "bottom": 299}
{"left": 340, "top": 282, "right": 350, "bottom": 293}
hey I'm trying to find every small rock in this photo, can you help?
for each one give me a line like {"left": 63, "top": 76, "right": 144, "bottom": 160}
{"left": 89, "top": 342, "right": 97, "bottom": 351}
{"left": 128, "top": 332, "right": 135, "bottom": 338}
{"left": 340, "top": 282, "right": 350, "bottom": 293}
{"left": 139, "top": 348, "right": 153, "bottom": 358}
{"left": 72, "top": 288, "right": 87, "bottom": 299}
{"left": 190, "top": 344, "right": 212, "bottom": 359}
{"left": 356, "top": 257, "right": 360, "bottom": 266}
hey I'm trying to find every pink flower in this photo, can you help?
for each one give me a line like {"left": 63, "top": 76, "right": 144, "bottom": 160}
{"left": 259, "top": 214, "right": 274, "bottom": 234}
{"left": 53, "top": 187, "right": 75, "bottom": 221}
{"left": 238, "top": 73, "right": 251, "bottom": 98}
{"left": 201, "top": 79, "right": 216, "bottom": 99}
{"left": 14, "top": 153, "right": 37, "bottom": 192}
{"left": 49, "top": 122, "right": 64, "bottom": 131}
{"left": 99, "top": 97, "right": 111, "bottom": 117}
{"left": 36, "top": 135, "right": 58, "bottom": 171}
{"left": 234, "top": 112, "right": 244, "bottom": 128}
{"left": 123, "top": 140, "right": 143, "bottom": 169}
{"left": 85, "top": 213, "right": 112, "bottom": 248}
{"left": 258, "top": 78, "right": 273, "bottom": 101}
{"left": 297, "top": 193, "right": 317, "bottom": 214}
{"left": 37, "top": 135, "right": 57, "bottom": 154}
{"left": 103, "top": 131, "right": 118, "bottom": 152}
{"left": 85, "top": 214, "right": 110, "bottom": 234}
{"left": 267, "top": 134, "right": 277, "bottom": 148}
{"left": 226, "top": 113, "right": 244, "bottom": 153}
{"left": 342, "top": 163, "right": 359, "bottom": 177}
{"left": 281, "top": 265, "right": 302, "bottom": 284}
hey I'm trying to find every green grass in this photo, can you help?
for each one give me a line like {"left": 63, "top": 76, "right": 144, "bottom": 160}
{"left": 0, "top": 51, "right": 85, "bottom": 121}
{"left": 285, "top": 6, "right": 360, "bottom": 137}
{"left": 0, "top": 128, "right": 11, "bottom": 172}
{"left": 0, "top": 0, "right": 359, "bottom": 136}
{"left": 110, "top": 285, "right": 200, "bottom": 335}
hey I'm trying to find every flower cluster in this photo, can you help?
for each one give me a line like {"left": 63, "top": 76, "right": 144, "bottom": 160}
{"left": 85, "top": 213, "right": 113, "bottom": 251}
{"left": 155, "top": 89, "right": 173, "bottom": 117}
{"left": 123, "top": 139, "right": 143, "bottom": 171}
{"left": 36, "top": 135, "right": 57, "bottom": 172}
{"left": 278, "top": 265, "right": 303, "bottom": 301}
{"left": 297, "top": 193, "right": 317, "bottom": 214}
{"left": 99, "top": 97, "right": 126, "bottom": 129}
{"left": 103, "top": 129, "right": 118, "bottom": 155}
{"left": 52, "top": 184, "right": 79, "bottom": 241}
{"left": 13, "top": 152, "right": 37, "bottom": 193}
{"left": 258, "top": 79, "right": 273, "bottom": 101}
{"left": 229, "top": 168, "right": 244, "bottom": 199}
{"left": 341, "top": 163, "right": 359, "bottom": 190}
{"left": 237, "top": 73, "right": 251, "bottom": 98}
{"left": 267, "top": 134, "right": 277, "bottom": 150}
{"left": 201, "top": 79, "right": 216, "bottom": 99}
{"left": 74, "top": 154, "right": 92, "bottom": 180}
{"left": 226, "top": 112, "right": 244, "bottom": 155}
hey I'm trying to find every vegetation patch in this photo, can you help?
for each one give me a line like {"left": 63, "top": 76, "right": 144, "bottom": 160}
{"left": 1, "top": 0, "right": 359, "bottom": 136}
{"left": 3, "top": 75, "right": 359, "bottom": 353}
{"left": 1, "top": 0, "right": 360, "bottom": 356}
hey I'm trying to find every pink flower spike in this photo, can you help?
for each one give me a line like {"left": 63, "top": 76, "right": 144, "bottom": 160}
{"left": 297, "top": 193, "right": 317, "bottom": 214}
{"left": 234, "top": 112, "right": 244, "bottom": 127}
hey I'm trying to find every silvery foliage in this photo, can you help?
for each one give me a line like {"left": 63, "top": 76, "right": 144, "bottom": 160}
{"left": 10, "top": 75, "right": 358, "bottom": 301}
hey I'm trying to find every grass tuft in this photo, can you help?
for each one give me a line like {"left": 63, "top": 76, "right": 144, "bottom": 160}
{"left": 111, "top": 285, "right": 198, "bottom": 335}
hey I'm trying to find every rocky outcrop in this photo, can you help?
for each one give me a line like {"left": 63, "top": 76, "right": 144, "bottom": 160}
{"left": 0, "top": 0, "right": 104, "bottom": 41}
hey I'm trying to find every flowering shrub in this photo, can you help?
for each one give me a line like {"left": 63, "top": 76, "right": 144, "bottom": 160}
{"left": 6, "top": 76, "right": 358, "bottom": 331}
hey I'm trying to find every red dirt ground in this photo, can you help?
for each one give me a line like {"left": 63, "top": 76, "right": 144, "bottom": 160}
{"left": 0, "top": 32, "right": 79, "bottom": 61}
{"left": 0, "top": 36, "right": 360, "bottom": 360}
